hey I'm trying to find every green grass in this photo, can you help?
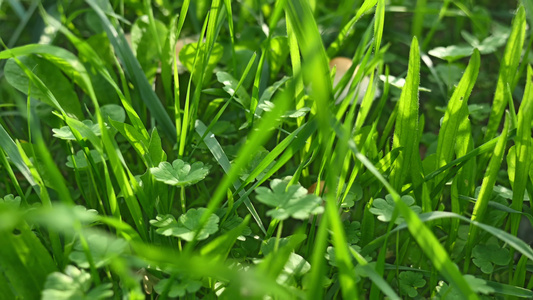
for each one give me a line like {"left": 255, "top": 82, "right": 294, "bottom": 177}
{"left": 1, "top": 0, "right": 533, "bottom": 298}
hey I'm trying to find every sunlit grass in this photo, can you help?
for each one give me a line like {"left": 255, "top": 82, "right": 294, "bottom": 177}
{"left": 0, "top": 0, "right": 533, "bottom": 299}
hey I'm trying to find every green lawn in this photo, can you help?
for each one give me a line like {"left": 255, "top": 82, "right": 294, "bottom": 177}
{"left": 1, "top": 0, "right": 532, "bottom": 299}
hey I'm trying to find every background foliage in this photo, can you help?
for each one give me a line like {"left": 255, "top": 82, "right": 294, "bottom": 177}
{"left": 1, "top": 0, "right": 533, "bottom": 299}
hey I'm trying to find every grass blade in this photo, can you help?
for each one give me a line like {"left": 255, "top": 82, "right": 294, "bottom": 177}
{"left": 509, "top": 65, "right": 533, "bottom": 284}
{"left": 333, "top": 120, "right": 478, "bottom": 299}
{"left": 466, "top": 114, "right": 510, "bottom": 272}
{"left": 85, "top": 0, "right": 177, "bottom": 140}
{"left": 285, "top": 0, "right": 358, "bottom": 298}
{"left": 390, "top": 37, "right": 423, "bottom": 193}
{"left": 435, "top": 49, "right": 480, "bottom": 178}
{"left": 195, "top": 120, "right": 266, "bottom": 234}
{"left": 483, "top": 6, "right": 525, "bottom": 143}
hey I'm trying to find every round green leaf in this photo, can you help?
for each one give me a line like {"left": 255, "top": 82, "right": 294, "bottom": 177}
{"left": 150, "top": 159, "right": 209, "bottom": 187}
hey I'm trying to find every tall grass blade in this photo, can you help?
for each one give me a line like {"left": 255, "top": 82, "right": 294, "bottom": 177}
{"left": 0, "top": 124, "right": 38, "bottom": 190}
{"left": 285, "top": 0, "right": 358, "bottom": 298}
{"left": 85, "top": 0, "right": 177, "bottom": 140}
{"left": 509, "top": 65, "right": 533, "bottom": 252}
{"left": 435, "top": 49, "right": 479, "bottom": 179}
{"left": 435, "top": 49, "right": 480, "bottom": 223}
{"left": 333, "top": 121, "right": 478, "bottom": 299}
{"left": 390, "top": 37, "right": 423, "bottom": 193}
{"left": 466, "top": 114, "right": 510, "bottom": 272}
{"left": 327, "top": 0, "right": 378, "bottom": 57}
{"left": 483, "top": 6, "right": 525, "bottom": 143}
{"left": 38, "top": 9, "right": 150, "bottom": 141}
{"left": 187, "top": 81, "right": 294, "bottom": 250}
{"left": 195, "top": 120, "right": 266, "bottom": 234}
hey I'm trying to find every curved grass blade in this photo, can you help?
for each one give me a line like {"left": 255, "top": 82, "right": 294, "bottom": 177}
{"left": 0, "top": 44, "right": 91, "bottom": 95}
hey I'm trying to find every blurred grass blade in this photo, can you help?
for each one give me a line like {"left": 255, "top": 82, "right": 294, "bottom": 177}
{"left": 349, "top": 248, "right": 400, "bottom": 300}
{"left": 0, "top": 219, "right": 57, "bottom": 299}
{"left": 412, "top": 0, "right": 426, "bottom": 39}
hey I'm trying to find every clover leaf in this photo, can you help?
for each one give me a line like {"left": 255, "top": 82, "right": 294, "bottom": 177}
{"left": 150, "top": 159, "right": 209, "bottom": 187}
{"left": 69, "top": 230, "right": 128, "bottom": 268}
{"left": 399, "top": 271, "right": 426, "bottom": 298}
{"left": 468, "top": 103, "right": 492, "bottom": 122}
{"left": 261, "top": 236, "right": 294, "bottom": 256}
{"left": 41, "top": 265, "right": 113, "bottom": 300}
{"left": 216, "top": 71, "right": 250, "bottom": 108}
{"left": 277, "top": 253, "right": 311, "bottom": 284}
{"left": 472, "top": 244, "right": 511, "bottom": 274}
{"left": 379, "top": 75, "right": 431, "bottom": 92}
{"left": 52, "top": 120, "right": 101, "bottom": 140}
{"left": 326, "top": 245, "right": 361, "bottom": 267}
{"left": 154, "top": 277, "right": 202, "bottom": 298}
{"left": 343, "top": 221, "right": 361, "bottom": 244}
{"left": 369, "top": 194, "right": 421, "bottom": 224}
{"left": 239, "top": 148, "right": 275, "bottom": 182}
{"left": 0, "top": 194, "right": 21, "bottom": 208}
{"left": 218, "top": 209, "right": 252, "bottom": 239}
{"left": 340, "top": 182, "right": 363, "bottom": 209}
{"left": 150, "top": 208, "right": 219, "bottom": 241}
{"left": 436, "top": 275, "right": 495, "bottom": 298}
{"left": 463, "top": 275, "right": 495, "bottom": 295}
{"left": 66, "top": 150, "right": 106, "bottom": 169}
{"left": 255, "top": 179, "right": 324, "bottom": 220}
{"left": 428, "top": 45, "right": 474, "bottom": 62}
{"left": 100, "top": 104, "right": 126, "bottom": 123}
